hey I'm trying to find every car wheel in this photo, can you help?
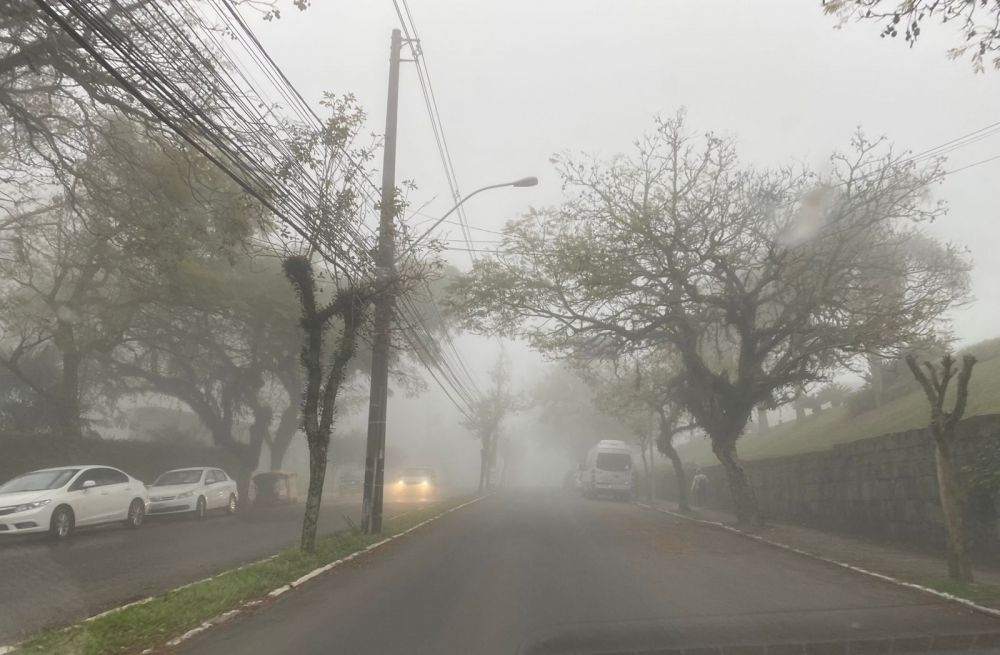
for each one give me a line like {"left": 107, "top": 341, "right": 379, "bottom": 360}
{"left": 126, "top": 499, "right": 145, "bottom": 528}
{"left": 195, "top": 496, "right": 207, "bottom": 519}
{"left": 226, "top": 494, "right": 237, "bottom": 515}
{"left": 49, "top": 506, "right": 74, "bottom": 540}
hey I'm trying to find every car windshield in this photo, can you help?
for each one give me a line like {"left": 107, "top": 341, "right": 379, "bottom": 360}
{"left": 401, "top": 469, "right": 433, "bottom": 479}
{"left": 596, "top": 453, "right": 631, "bottom": 472}
{"left": 0, "top": 469, "right": 78, "bottom": 493}
{"left": 152, "top": 470, "right": 203, "bottom": 486}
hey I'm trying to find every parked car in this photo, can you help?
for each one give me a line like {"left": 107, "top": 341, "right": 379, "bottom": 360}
{"left": 148, "top": 467, "right": 239, "bottom": 518}
{"left": 388, "top": 467, "right": 439, "bottom": 502}
{"left": 0, "top": 465, "right": 149, "bottom": 539}
{"left": 250, "top": 470, "right": 299, "bottom": 506}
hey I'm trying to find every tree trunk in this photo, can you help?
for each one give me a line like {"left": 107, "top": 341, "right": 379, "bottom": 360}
{"left": 869, "top": 354, "right": 884, "bottom": 409}
{"left": 712, "top": 439, "right": 759, "bottom": 524}
{"left": 648, "top": 441, "right": 657, "bottom": 501}
{"left": 235, "top": 469, "right": 253, "bottom": 507}
{"left": 661, "top": 441, "right": 689, "bottom": 511}
{"left": 935, "top": 439, "right": 972, "bottom": 582}
{"left": 756, "top": 407, "right": 769, "bottom": 434}
{"left": 269, "top": 402, "right": 299, "bottom": 470}
{"left": 794, "top": 396, "right": 806, "bottom": 421}
{"left": 478, "top": 443, "right": 487, "bottom": 493}
{"left": 300, "top": 438, "right": 329, "bottom": 552}
{"left": 58, "top": 339, "right": 83, "bottom": 439}
{"left": 639, "top": 442, "right": 651, "bottom": 501}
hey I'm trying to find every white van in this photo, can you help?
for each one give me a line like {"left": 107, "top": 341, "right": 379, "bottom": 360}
{"left": 580, "top": 440, "right": 634, "bottom": 500}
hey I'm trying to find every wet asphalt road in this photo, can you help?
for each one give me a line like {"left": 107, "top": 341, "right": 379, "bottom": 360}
{"left": 0, "top": 495, "right": 409, "bottom": 643}
{"left": 179, "top": 490, "right": 1000, "bottom": 655}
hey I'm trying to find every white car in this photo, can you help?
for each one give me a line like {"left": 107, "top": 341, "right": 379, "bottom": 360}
{"left": 0, "top": 465, "right": 149, "bottom": 539}
{"left": 147, "top": 468, "right": 238, "bottom": 518}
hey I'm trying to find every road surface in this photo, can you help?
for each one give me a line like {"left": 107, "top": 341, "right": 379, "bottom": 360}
{"left": 181, "top": 490, "right": 1000, "bottom": 655}
{"left": 0, "top": 495, "right": 409, "bottom": 643}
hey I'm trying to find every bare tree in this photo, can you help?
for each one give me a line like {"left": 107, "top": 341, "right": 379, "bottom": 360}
{"left": 906, "top": 352, "right": 977, "bottom": 582}
{"left": 451, "top": 113, "right": 970, "bottom": 523}
{"left": 462, "top": 353, "right": 521, "bottom": 493}
{"left": 824, "top": 0, "right": 1000, "bottom": 72}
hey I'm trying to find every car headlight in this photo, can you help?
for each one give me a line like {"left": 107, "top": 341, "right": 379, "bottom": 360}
{"left": 177, "top": 490, "right": 196, "bottom": 498}
{"left": 396, "top": 479, "right": 404, "bottom": 485}
{"left": 15, "top": 499, "right": 51, "bottom": 513}
{"left": 420, "top": 480, "right": 429, "bottom": 487}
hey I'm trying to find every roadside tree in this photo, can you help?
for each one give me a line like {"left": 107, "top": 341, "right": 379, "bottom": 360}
{"left": 450, "top": 113, "right": 970, "bottom": 523}
{"left": 462, "top": 353, "right": 522, "bottom": 493}
{"left": 906, "top": 352, "right": 977, "bottom": 582}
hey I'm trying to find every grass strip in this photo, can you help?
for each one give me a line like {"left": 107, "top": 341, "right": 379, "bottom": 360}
{"left": 918, "top": 577, "right": 1000, "bottom": 608}
{"left": 10, "top": 496, "right": 476, "bottom": 655}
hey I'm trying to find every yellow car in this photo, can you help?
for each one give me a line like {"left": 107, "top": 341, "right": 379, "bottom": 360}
{"left": 389, "top": 467, "right": 438, "bottom": 502}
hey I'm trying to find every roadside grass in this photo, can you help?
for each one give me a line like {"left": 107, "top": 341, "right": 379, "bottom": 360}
{"left": 679, "top": 343, "right": 1000, "bottom": 466}
{"left": 9, "top": 496, "right": 475, "bottom": 655}
{"left": 918, "top": 577, "right": 1000, "bottom": 609}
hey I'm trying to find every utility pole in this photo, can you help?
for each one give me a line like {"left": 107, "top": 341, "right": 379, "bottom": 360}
{"left": 362, "top": 28, "right": 402, "bottom": 534}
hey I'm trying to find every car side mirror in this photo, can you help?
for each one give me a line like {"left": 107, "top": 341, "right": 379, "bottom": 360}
{"left": 82, "top": 480, "right": 96, "bottom": 490}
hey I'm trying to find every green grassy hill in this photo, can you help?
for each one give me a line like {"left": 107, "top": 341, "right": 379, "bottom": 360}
{"left": 679, "top": 339, "right": 1000, "bottom": 467}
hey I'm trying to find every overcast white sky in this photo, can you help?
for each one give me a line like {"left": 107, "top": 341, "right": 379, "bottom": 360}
{"left": 250, "top": 0, "right": 1000, "bottom": 408}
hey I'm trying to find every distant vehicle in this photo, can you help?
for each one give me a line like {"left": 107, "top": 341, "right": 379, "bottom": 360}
{"left": 581, "top": 440, "right": 634, "bottom": 500}
{"left": 338, "top": 471, "right": 363, "bottom": 497}
{"left": 250, "top": 470, "right": 300, "bottom": 506}
{"left": 0, "top": 465, "right": 149, "bottom": 539}
{"left": 148, "top": 467, "right": 238, "bottom": 518}
{"left": 389, "top": 467, "right": 438, "bottom": 502}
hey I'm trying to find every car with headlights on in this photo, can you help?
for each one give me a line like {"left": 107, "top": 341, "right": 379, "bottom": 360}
{"left": 0, "top": 465, "right": 149, "bottom": 540}
{"left": 389, "top": 467, "right": 439, "bottom": 502}
{"left": 148, "top": 467, "right": 239, "bottom": 518}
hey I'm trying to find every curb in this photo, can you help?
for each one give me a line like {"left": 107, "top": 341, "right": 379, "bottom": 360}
{"left": 150, "top": 495, "right": 484, "bottom": 652}
{"left": 0, "top": 497, "right": 483, "bottom": 655}
{"left": 636, "top": 502, "right": 1000, "bottom": 621}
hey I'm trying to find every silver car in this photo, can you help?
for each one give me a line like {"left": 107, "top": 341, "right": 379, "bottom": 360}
{"left": 147, "top": 468, "right": 239, "bottom": 518}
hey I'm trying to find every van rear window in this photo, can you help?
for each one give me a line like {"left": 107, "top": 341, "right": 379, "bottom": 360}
{"left": 596, "top": 452, "right": 631, "bottom": 472}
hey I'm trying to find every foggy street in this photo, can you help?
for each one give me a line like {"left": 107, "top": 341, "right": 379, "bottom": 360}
{"left": 0, "top": 498, "right": 406, "bottom": 643}
{"left": 179, "top": 491, "right": 1000, "bottom": 655}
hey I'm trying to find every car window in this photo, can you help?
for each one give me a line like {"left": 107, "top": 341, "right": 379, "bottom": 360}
{"left": 596, "top": 453, "right": 632, "bottom": 472}
{"left": 69, "top": 468, "right": 103, "bottom": 490}
{"left": 206, "top": 471, "right": 220, "bottom": 484}
{"left": 0, "top": 469, "right": 79, "bottom": 493}
{"left": 99, "top": 468, "right": 129, "bottom": 485}
{"left": 153, "top": 469, "right": 204, "bottom": 486}
{"left": 214, "top": 470, "right": 228, "bottom": 483}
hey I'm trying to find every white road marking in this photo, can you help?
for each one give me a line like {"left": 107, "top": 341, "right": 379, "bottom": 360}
{"left": 0, "top": 497, "right": 484, "bottom": 655}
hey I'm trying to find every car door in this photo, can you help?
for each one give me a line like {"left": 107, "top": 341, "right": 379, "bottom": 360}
{"left": 94, "top": 468, "right": 131, "bottom": 522}
{"left": 67, "top": 468, "right": 106, "bottom": 526}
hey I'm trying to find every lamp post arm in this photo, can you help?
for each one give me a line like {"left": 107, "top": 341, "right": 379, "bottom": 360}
{"left": 396, "top": 182, "right": 514, "bottom": 263}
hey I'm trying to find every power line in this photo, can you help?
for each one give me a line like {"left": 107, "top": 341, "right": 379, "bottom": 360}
{"left": 36, "top": 0, "right": 378, "bottom": 278}
{"left": 946, "top": 152, "right": 1000, "bottom": 176}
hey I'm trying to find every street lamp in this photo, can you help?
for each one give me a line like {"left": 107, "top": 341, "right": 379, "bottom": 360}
{"left": 395, "top": 176, "right": 538, "bottom": 262}
{"left": 362, "top": 173, "right": 536, "bottom": 535}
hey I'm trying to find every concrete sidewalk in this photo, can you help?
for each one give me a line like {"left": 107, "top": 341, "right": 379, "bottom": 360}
{"left": 649, "top": 500, "right": 1000, "bottom": 606}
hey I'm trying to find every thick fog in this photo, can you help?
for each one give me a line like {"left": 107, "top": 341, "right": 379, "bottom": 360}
{"left": 233, "top": 0, "right": 1000, "bottom": 486}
